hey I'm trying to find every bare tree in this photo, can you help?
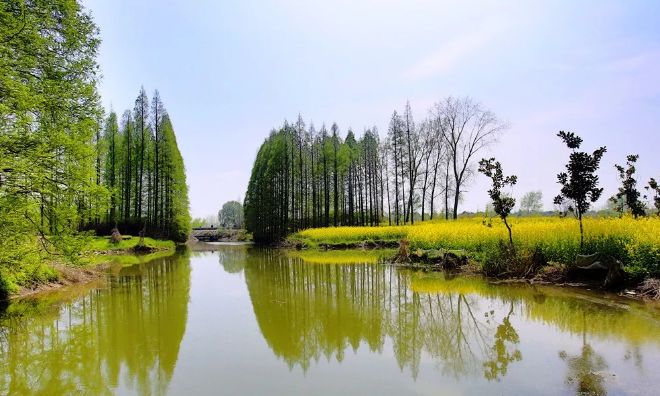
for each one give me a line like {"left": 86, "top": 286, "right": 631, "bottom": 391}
{"left": 427, "top": 115, "right": 447, "bottom": 220}
{"left": 419, "top": 119, "right": 437, "bottom": 221}
{"left": 403, "top": 101, "right": 423, "bottom": 224}
{"left": 433, "top": 97, "right": 507, "bottom": 219}
{"left": 388, "top": 112, "right": 403, "bottom": 225}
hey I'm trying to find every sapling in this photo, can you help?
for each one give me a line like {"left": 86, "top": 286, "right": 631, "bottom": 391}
{"left": 478, "top": 158, "right": 517, "bottom": 246}
{"left": 553, "top": 131, "right": 607, "bottom": 249}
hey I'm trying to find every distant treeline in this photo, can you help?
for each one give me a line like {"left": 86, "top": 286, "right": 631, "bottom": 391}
{"left": 245, "top": 98, "right": 505, "bottom": 243}
{"left": 89, "top": 88, "right": 191, "bottom": 242}
{"left": 245, "top": 97, "right": 660, "bottom": 244}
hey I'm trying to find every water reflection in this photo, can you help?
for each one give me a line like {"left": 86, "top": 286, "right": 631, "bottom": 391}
{"left": 0, "top": 254, "right": 191, "bottom": 395}
{"left": 0, "top": 246, "right": 658, "bottom": 395}
{"left": 483, "top": 302, "right": 522, "bottom": 381}
{"left": 559, "top": 313, "right": 609, "bottom": 396}
{"left": 242, "top": 251, "right": 516, "bottom": 379}
{"left": 240, "top": 248, "right": 660, "bottom": 385}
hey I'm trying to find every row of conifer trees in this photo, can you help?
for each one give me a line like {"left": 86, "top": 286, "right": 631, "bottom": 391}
{"left": 91, "top": 88, "right": 191, "bottom": 242}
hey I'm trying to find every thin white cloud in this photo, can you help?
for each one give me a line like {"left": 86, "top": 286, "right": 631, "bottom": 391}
{"left": 404, "top": 20, "right": 506, "bottom": 80}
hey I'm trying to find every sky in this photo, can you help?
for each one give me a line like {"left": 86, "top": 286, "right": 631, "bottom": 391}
{"left": 83, "top": 0, "right": 660, "bottom": 218}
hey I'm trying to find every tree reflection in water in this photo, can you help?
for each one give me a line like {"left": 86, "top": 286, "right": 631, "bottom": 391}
{"left": 559, "top": 312, "right": 608, "bottom": 396}
{"left": 236, "top": 247, "right": 658, "bottom": 389}
{"left": 0, "top": 254, "right": 191, "bottom": 395}
{"left": 242, "top": 249, "right": 523, "bottom": 380}
{"left": 483, "top": 302, "right": 522, "bottom": 381}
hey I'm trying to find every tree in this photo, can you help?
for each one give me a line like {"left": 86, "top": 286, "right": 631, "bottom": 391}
{"left": 218, "top": 201, "right": 244, "bottom": 229}
{"left": 245, "top": 102, "right": 499, "bottom": 243}
{"left": 553, "top": 131, "right": 607, "bottom": 249}
{"left": 610, "top": 154, "right": 645, "bottom": 218}
{"left": 103, "top": 111, "right": 120, "bottom": 223}
{"left": 120, "top": 110, "right": 133, "bottom": 221}
{"left": 0, "top": 2, "right": 192, "bottom": 294}
{"left": 403, "top": 101, "right": 423, "bottom": 224}
{"left": 519, "top": 191, "right": 543, "bottom": 215}
{"left": 158, "top": 114, "right": 191, "bottom": 241}
{"left": 419, "top": 119, "right": 437, "bottom": 221}
{"left": 331, "top": 123, "right": 340, "bottom": 227}
{"left": 321, "top": 125, "right": 330, "bottom": 227}
{"left": 388, "top": 112, "right": 402, "bottom": 225}
{"left": 645, "top": 178, "right": 660, "bottom": 216}
{"left": 152, "top": 90, "right": 166, "bottom": 229}
{"left": 478, "top": 158, "right": 517, "bottom": 246}
{"left": 433, "top": 97, "right": 506, "bottom": 219}
{"left": 133, "top": 87, "right": 149, "bottom": 220}
{"left": 191, "top": 218, "right": 206, "bottom": 228}
{"left": 98, "top": 93, "right": 189, "bottom": 241}
{"left": 0, "top": 0, "right": 102, "bottom": 278}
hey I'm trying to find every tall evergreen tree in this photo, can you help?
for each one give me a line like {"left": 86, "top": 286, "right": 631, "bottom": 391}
{"left": 103, "top": 111, "right": 120, "bottom": 223}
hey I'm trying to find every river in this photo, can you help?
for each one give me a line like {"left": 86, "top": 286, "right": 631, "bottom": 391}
{"left": 0, "top": 243, "right": 659, "bottom": 395}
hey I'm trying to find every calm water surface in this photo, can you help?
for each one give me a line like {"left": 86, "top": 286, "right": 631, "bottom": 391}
{"left": 1, "top": 244, "right": 659, "bottom": 395}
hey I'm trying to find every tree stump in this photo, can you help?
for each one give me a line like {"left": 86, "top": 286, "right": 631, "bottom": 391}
{"left": 110, "top": 227, "right": 122, "bottom": 245}
{"left": 394, "top": 239, "right": 410, "bottom": 263}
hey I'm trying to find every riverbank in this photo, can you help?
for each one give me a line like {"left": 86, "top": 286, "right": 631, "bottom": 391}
{"left": 3, "top": 236, "right": 178, "bottom": 301}
{"left": 190, "top": 228, "right": 252, "bottom": 242}
{"left": 288, "top": 216, "right": 660, "bottom": 298}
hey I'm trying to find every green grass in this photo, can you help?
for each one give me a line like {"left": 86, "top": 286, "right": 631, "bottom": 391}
{"left": 84, "top": 236, "right": 175, "bottom": 252}
{"left": 0, "top": 235, "right": 177, "bottom": 300}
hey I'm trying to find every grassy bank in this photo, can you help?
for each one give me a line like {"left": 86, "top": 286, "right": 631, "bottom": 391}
{"left": 291, "top": 216, "right": 660, "bottom": 280}
{"left": 84, "top": 236, "right": 175, "bottom": 253}
{"left": 0, "top": 235, "right": 177, "bottom": 300}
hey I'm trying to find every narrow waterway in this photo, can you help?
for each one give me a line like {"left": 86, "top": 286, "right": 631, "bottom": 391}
{"left": 1, "top": 244, "right": 659, "bottom": 395}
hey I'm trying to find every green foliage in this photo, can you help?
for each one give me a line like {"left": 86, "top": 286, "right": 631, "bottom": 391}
{"left": 610, "top": 154, "right": 645, "bottom": 218}
{"left": 218, "top": 200, "right": 244, "bottom": 228}
{"left": 245, "top": 120, "right": 384, "bottom": 243}
{"left": 0, "top": 2, "right": 190, "bottom": 295}
{"left": 84, "top": 236, "right": 175, "bottom": 252}
{"left": 553, "top": 131, "right": 607, "bottom": 248}
{"left": 0, "top": 0, "right": 102, "bottom": 294}
{"left": 519, "top": 191, "right": 543, "bottom": 214}
{"left": 478, "top": 158, "right": 517, "bottom": 245}
{"left": 644, "top": 177, "right": 660, "bottom": 215}
{"left": 191, "top": 217, "right": 206, "bottom": 228}
{"left": 94, "top": 92, "right": 190, "bottom": 242}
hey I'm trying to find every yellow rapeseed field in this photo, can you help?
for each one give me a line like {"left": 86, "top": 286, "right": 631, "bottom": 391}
{"left": 294, "top": 216, "right": 660, "bottom": 277}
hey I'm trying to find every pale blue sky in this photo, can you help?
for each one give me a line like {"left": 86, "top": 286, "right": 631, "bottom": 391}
{"left": 84, "top": 0, "right": 660, "bottom": 218}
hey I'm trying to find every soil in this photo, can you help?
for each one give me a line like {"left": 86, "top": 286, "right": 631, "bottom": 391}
{"left": 15, "top": 263, "right": 109, "bottom": 300}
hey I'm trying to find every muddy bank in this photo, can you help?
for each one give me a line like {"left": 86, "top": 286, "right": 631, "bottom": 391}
{"left": 15, "top": 263, "right": 109, "bottom": 300}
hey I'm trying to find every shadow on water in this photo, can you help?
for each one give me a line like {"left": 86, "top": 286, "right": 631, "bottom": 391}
{"left": 0, "top": 253, "right": 192, "bottom": 395}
